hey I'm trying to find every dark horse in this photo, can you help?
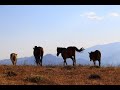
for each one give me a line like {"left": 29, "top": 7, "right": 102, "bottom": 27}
{"left": 33, "top": 46, "right": 44, "bottom": 66}
{"left": 57, "top": 46, "right": 85, "bottom": 66}
{"left": 89, "top": 50, "right": 101, "bottom": 67}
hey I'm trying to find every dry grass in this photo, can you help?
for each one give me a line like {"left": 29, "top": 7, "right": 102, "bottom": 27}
{"left": 0, "top": 65, "right": 119, "bottom": 85}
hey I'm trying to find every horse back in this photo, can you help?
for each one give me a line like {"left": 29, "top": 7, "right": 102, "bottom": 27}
{"left": 66, "top": 46, "right": 76, "bottom": 55}
{"left": 33, "top": 47, "right": 44, "bottom": 57}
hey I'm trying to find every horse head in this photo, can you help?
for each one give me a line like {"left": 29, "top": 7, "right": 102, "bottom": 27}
{"left": 57, "top": 47, "right": 66, "bottom": 56}
{"left": 88, "top": 51, "right": 94, "bottom": 61}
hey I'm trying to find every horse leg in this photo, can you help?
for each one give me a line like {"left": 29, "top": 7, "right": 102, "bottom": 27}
{"left": 63, "top": 59, "right": 66, "bottom": 66}
{"left": 38, "top": 57, "right": 40, "bottom": 66}
{"left": 36, "top": 58, "right": 39, "bottom": 66}
{"left": 74, "top": 56, "right": 76, "bottom": 66}
{"left": 72, "top": 56, "right": 76, "bottom": 66}
{"left": 40, "top": 59, "right": 42, "bottom": 66}
{"left": 36, "top": 59, "right": 38, "bottom": 66}
{"left": 66, "top": 60, "right": 67, "bottom": 65}
{"left": 11, "top": 60, "right": 14, "bottom": 65}
{"left": 38, "top": 59, "right": 40, "bottom": 66}
{"left": 39, "top": 58, "right": 41, "bottom": 66}
{"left": 41, "top": 56, "right": 43, "bottom": 66}
{"left": 64, "top": 60, "right": 65, "bottom": 66}
{"left": 35, "top": 57, "right": 38, "bottom": 66}
{"left": 39, "top": 59, "right": 42, "bottom": 66}
{"left": 14, "top": 60, "right": 16, "bottom": 65}
{"left": 70, "top": 57, "right": 74, "bottom": 66}
{"left": 99, "top": 60, "right": 101, "bottom": 67}
{"left": 13, "top": 60, "right": 15, "bottom": 65}
{"left": 73, "top": 60, "right": 75, "bottom": 66}
{"left": 93, "top": 61, "right": 96, "bottom": 66}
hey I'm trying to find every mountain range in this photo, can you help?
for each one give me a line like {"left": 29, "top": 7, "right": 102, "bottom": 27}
{"left": 1, "top": 42, "right": 120, "bottom": 66}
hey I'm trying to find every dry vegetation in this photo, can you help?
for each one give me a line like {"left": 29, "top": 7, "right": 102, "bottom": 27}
{"left": 0, "top": 65, "right": 120, "bottom": 85}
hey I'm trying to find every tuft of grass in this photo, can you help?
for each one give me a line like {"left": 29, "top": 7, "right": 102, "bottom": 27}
{"left": 62, "top": 65, "right": 76, "bottom": 70}
{"left": 89, "top": 66, "right": 100, "bottom": 69}
{"left": 24, "top": 75, "right": 57, "bottom": 85}
{"left": 0, "top": 65, "right": 120, "bottom": 85}
{"left": 5, "top": 71, "right": 17, "bottom": 77}
{"left": 88, "top": 74, "right": 101, "bottom": 80}
{"left": 45, "top": 65, "right": 56, "bottom": 68}
{"left": 24, "top": 75, "right": 45, "bottom": 83}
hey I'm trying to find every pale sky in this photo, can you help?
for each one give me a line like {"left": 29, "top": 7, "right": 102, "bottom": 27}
{"left": 0, "top": 5, "right": 120, "bottom": 59}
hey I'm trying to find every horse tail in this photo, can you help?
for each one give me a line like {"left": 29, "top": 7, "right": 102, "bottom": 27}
{"left": 75, "top": 47, "right": 81, "bottom": 52}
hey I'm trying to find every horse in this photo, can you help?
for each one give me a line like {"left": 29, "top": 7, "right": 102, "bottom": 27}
{"left": 10, "top": 53, "right": 17, "bottom": 65}
{"left": 57, "top": 46, "right": 85, "bottom": 66}
{"left": 57, "top": 47, "right": 66, "bottom": 56}
{"left": 88, "top": 50, "right": 101, "bottom": 67}
{"left": 33, "top": 46, "right": 44, "bottom": 66}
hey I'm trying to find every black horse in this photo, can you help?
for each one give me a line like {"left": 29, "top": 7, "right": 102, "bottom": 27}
{"left": 57, "top": 46, "right": 85, "bottom": 66}
{"left": 89, "top": 50, "right": 101, "bottom": 67}
{"left": 33, "top": 46, "right": 44, "bottom": 66}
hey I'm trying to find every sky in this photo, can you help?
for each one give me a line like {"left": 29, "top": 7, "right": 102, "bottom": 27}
{"left": 0, "top": 5, "right": 120, "bottom": 59}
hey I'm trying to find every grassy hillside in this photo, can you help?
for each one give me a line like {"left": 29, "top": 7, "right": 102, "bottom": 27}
{"left": 0, "top": 65, "right": 119, "bottom": 85}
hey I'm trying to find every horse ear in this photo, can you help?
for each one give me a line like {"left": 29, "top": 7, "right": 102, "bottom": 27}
{"left": 82, "top": 47, "right": 85, "bottom": 50}
{"left": 34, "top": 46, "right": 37, "bottom": 49}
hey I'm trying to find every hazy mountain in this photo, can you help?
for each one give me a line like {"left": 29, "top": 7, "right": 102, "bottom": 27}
{"left": 76, "top": 42, "right": 120, "bottom": 66}
{"left": 1, "top": 42, "right": 120, "bottom": 66}
{"left": 0, "top": 54, "right": 90, "bottom": 66}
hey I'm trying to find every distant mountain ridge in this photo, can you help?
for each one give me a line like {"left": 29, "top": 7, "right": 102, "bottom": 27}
{"left": 1, "top": 42, "right": 120, "bottom": 66}
{"left": 76, "top": 42, "right": 120, "bottom": 66}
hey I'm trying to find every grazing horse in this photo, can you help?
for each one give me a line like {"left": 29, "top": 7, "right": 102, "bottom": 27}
{"left": 57, "top": 46, "right": 85, "bottom": 66}
{"left": 89, "top": 50, "right": 101, "bottom": 67}
{"left": 10, "top": 53, "right": 17, "bottom": 65}
{"left": 33, "top": 46, "right": 44, "bottom": 66}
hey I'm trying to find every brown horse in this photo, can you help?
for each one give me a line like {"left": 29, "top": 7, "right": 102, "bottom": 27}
{"left": 10, "top": 53, "right": 17, "bottom": 65}
{"left": 33, "top": 46, "right": 44, "bottom": 66}
{"left": 89, "top": 50, "right": 101, "bottom": 67}
{"left": 57, "top": 46, "right": 85, "bottom": 66}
